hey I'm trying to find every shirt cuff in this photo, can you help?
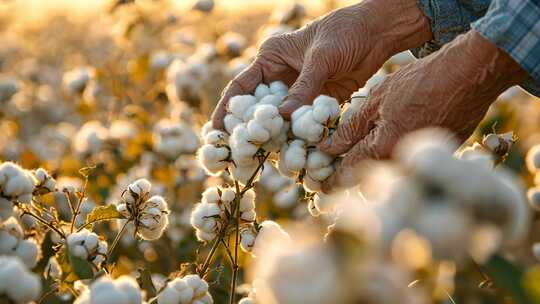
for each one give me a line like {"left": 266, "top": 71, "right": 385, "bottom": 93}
{"left": 412, "top": 0, "right": 489, "bottom": 57}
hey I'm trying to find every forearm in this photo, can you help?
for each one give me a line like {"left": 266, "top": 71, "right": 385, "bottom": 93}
{"left": 439, "top": 30, "right": 527, "bottom": 101}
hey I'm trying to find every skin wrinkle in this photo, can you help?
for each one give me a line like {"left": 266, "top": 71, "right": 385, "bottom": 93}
{"left": 320, "top": 30, "right": 528, "bottom": 192}
{"left": 211, "top": 0, "right": 432, "bottom": 128}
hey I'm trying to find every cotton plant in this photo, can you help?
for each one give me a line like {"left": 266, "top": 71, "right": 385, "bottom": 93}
{"left": 73, "top": 120, "right": 109, "bottom": 157}
{"left": 157, "top": 274, "right": 213, "bottom": 304}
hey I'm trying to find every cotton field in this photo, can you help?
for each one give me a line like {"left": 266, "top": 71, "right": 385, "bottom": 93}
{"left": 0, "top": 0, "right": 540, "bottom": 303}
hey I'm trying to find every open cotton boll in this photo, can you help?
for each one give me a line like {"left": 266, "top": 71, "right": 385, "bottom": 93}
{"left": 482, "top": 132, "right": 514, "bottom": 153}
{"left": 526, "top": 144, "right": 540, "bottom": 173}
{"left": 247, "top": 120, "right": 271, "bottom": 143}
{"left": 230, "top": 163, "right": 260, "bottom": 185}
{"left": 251, "top": 220, "right": 290, "bottom": 257}
{"left": 75, "top": 275, "right": 143, "bottom": 304}
{"left": 269, "top": 81, "right": 288, "bottom": 97}
{"left": 290, "top": 105, "right": 311, "bottom": 122}
{"left": 0, "top": 256, "right": 41, "bottom": 304}
{"left": 228, "top": 95, "right": 257, "bottom": 119}
{"left": 282, "top": 140, "right": 307, "bottom": 173}
{"left": 0, "top": 162, "right": 35, "bottom": 204}
{"left": 254, "top": 84, "right": 271, "bottom": 100}
{"left": 258, "top": 94, "right": 283, "bottom": 107}
{"left": 312, "top": 95, "right": 340, "bottom": 124}
{"left": 274, "top": 185, "right": 300, "bottom": 209}
{"left": 306, "top": 150, "right": 333, "bottom": 170}
{"left": 14, "top": 238, "right": 40, "bottom": 268}
{"left": 307, "top": 166, "right": 334, "bottom": 182}
{"left": 202, "top": 187, "right": 221, "bottom": 205}
{"left": 224, "top": 114, "right": 243, "bottom": 134}
{"left": 153, "top": 120, "right": 200, "bottom": 158}
{"left": 240, "top": 226, "right": 257, "bottom": 253}
{"left": 292, "top": 110, "right": 325, "bottom": 143}
{"left": 67, "top": 228, "right": 108, "bottom": 267}
{"left": 198, "top": 145, "right": 230, "bottom": 175}
{"left": 137, "top": 196, "right": 170, "bottom": 240}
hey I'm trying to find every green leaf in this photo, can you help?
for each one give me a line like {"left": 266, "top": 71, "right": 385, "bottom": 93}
{"left": 85, "top": 205, "right": 123, "bottom": 228}
{"left": 485, "top": 254, "right": 534, "bottom": 304}
{"left": 137, "top": 267, "right": 156, "bottom": 298}
{"left": 69, "top": 253, "right": 94, "bottom": 280}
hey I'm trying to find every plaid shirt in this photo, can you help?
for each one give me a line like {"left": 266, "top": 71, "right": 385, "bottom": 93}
{"left": 414, "top": 0, "right": 540, "bottom": 96}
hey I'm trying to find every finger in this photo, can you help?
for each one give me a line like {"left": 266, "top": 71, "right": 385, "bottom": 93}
{"left": 278, "top": 51, "right": 329, "bottom": 120}
{"left": 321, "top": 124, "right": 396, "bottom": 193}
{"left": 317, "top": 97, "right": 379, "bottom": 156}
{"left": 211, "top": 62, "right": 263, "bottom": 130}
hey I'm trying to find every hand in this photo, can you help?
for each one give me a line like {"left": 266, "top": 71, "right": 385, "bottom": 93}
{"left": 318, "top": 30, "right": 528, "bottom": 193}
{"left": 211, "top": 0, "right": 432, "bottom": 129}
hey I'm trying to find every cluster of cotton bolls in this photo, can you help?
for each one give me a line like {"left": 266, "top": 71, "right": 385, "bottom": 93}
{"left": 0, "top": 217, "right": 40, "bottom": 268}
{"left": 375, "top": 129, "right": 529, "bottom": 264}
{"left": 67, "top": 228, "right": 108, "bottom": 267}
{"left": 153, "top": 119, "right": 200, "bottom": 159}
{"left": 0, "top": 256, "right": 42, "bottom": 303}
{"left": 190, "top": 187, "right": 256, "bottom": 242}
{"left": 157, "top": 274, "right": 213, "bottom": 304}
{"left": 0, "top": 162, "right": 36, "bottom": 220}
{"left": 198, "top": 82, "right": 338, "bottom": 191}
{"left": 116, "top": 178, "right": 170, "bottom": 240}
{"left": 74, "top": 275, "right": 142, "bottom": 304}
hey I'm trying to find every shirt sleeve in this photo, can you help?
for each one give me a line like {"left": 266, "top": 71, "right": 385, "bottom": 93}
{"left": 412, "top": 0, "right": 491, "bottom": 57}
{"left": 472, "top": 0, "right": 540, "bottom": 95}
{"left": 413, "top": 0, "right": 540, "bottom": 97}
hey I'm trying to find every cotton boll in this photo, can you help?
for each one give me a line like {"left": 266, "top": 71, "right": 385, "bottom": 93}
{"left": 307, "top": 166, "right": 334, "bottom": 182}
{"left": 196, "top": 229, "right": 217, "bottom": 242}
{"left": 228, "top": 95, "right": 257, "bottom": 119}
{"left": 526, "top": 144, "right": 540, "bottom": 173}
{"left": 0, "top": 198, "right": 14, "bottom": 220}
{"left": 312, "top": 95, "right": 340, "bottom": 124}
{"left": 292, "top": 110, "right": 324, "bottom": 143}
{"left": 290, "top": 105, "right": 311, "bottom": 122}
{"left": 306, "top": 150, "right": 333, "bottom": 170}
{"left": 482, "top": 132, "right": 514, "bottom": 154}
{"left": 73, "top": 120, "right": 108, "bottom": 156}
{"left": 240, "top": 227, "right": 257, "bottom": 252}
{"left": 15, "top": 239, "right": 39, "bottom": 268}
{"left": 202, "top": 188, "right": 221, "bottom": 205}
{"left": 528, "top": 187, "right": 540, "bottom": 210}
{"left": 247, "top": 120, "right": 271, "bottom": 143}
{"left": 230, "top": 164, "right": 260, "bottom": 185}
{"left": 258, "top": 94, "right": 283, "bottom": 107}
{"left": 204, "top": 130, "right": 228, "bottom": 146}
{"left": 114, "top": 276, "right": 142, "bottom": 304}
{"left": 254, "top": 84, "right": 271, "bottom": 100}
{"left": 198, "top": 145, "right": 230, "bottom": 174}
{"left": 224, "top": 114, "right": 243, "bottom": 134}
{"left": 283, "top": 140, "right": 307, "bottom": 172}
{"left": 241, "top": 210, "right": 257, "bottom": 222}
{"left": 269, "top": 81, "right": 288, "bottom": 96}
{"left": 252, "top": 220, "right": 290, "bottom": 257}
{"left": 0, "top": 231, "right": 18, "bottom": 253}
{"left": 0, "top": 256, "right": 41, "bottom": 303}
{"left": 273, "top": 185, "right": 300, "bottom": 209}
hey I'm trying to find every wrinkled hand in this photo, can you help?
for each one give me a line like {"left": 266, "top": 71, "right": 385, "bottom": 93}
{"left": 319, "top": 30, "right": 528, "bottom": 193}
{"left": 211, "top": 0, "right": 432, "bottom": 129}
